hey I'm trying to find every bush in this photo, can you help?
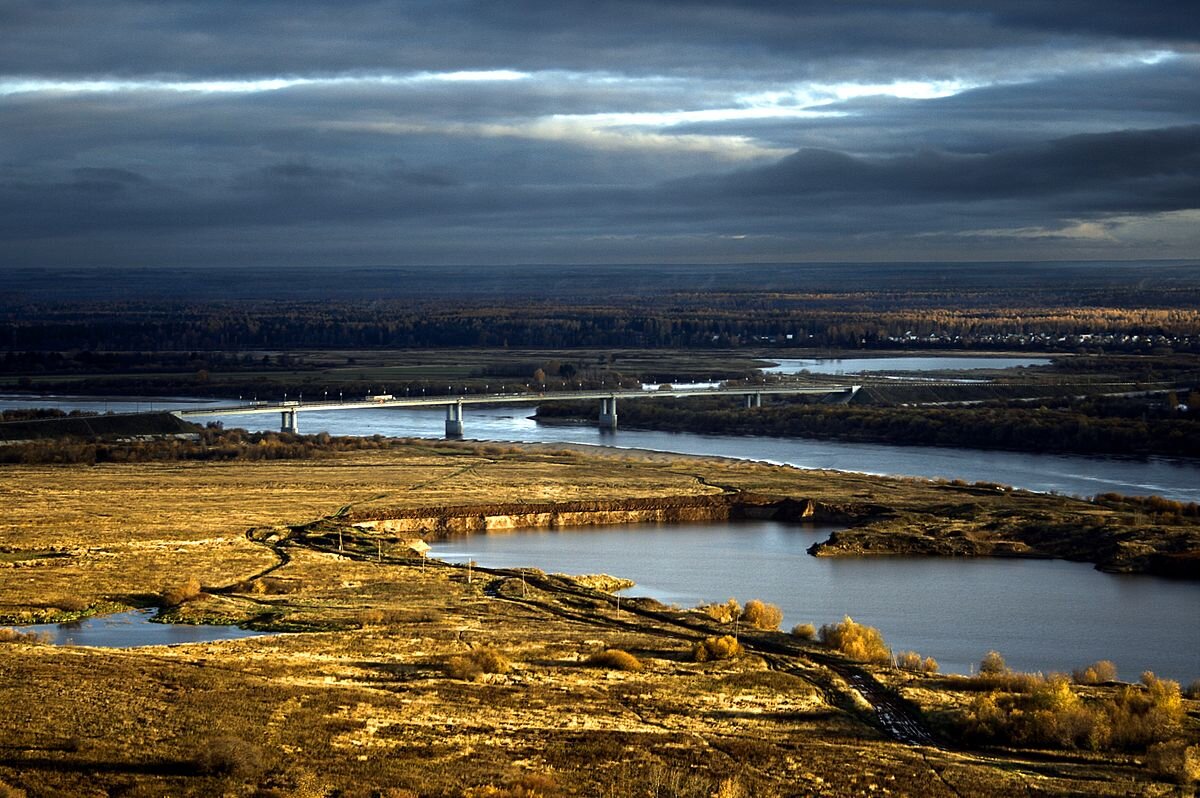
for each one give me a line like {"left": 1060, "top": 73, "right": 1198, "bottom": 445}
{"left": 1146, "top": 740, "right": 1200, "bottom": 785}
{"left": 896, "top": 651, "right": 939, "bottom": 674}
{"left": 818, "top": 617, "right": 891, "bottom": 664}
{"left": 740, "top": 600, "right": 783, "bottom": 631}
{"left": 979, "top": 650, "right": 1008, "bottom": 675}
{"left": 447, "top": 647, "right": 512, "bottom": 681}
{"left": 1184, "top": 679, "right": 1200, "bottom": 700}
{"left": 699, "top": 598, "right": 741, "bottom": 624}
{"left": 958, "top": 670, "right": 1188, "bottom": 752}
{"left": 585, "top": 649, "right": 644, "bottom": 672}
{"left": 0, "top": 628, "right": 44, "bottom": 645}
{"left": 692, "top": 635, "right": 743, "bottom": 662}
{"left": 357, "top": 609, "right": 386, "bottom": 628}
{"left": 194, "top": 735, "right": 264, "bottom": 778}
{"left": 49, "top": 595, "right": 88, "bottom": 613}
{"left": 161, "top": 577, "right": 203, "bottom": 607}
{"left": 1072, "top": 660, "right": 1118, "bottom": 684}
{"left": 790, "top": 623, "right": 816, "bottom": 640}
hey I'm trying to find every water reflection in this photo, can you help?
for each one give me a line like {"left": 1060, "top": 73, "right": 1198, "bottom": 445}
{"left": 431, "top": 520, "right": 1200, "bottom": 682}
{"left": 7, "top": 608, "right": 272, "bottom": 648}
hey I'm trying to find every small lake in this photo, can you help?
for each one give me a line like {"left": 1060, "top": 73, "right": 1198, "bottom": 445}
{"left": 431, "top": 520, "right": 1200, "bottom": 682}
{"left": 6, "top": 609, "right": 271, "bottom": 648}
{"left": 764, "top": 355, "right": 1052, "bottom": 375}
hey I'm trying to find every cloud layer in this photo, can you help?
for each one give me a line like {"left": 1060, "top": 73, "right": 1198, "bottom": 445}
{"left": 2, "top": 1, "right": 1198, "bottom": 266}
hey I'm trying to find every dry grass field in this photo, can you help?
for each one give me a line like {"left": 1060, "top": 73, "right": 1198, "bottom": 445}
{"left": 1, "top": 443, "right": 1196, "bottom": 796}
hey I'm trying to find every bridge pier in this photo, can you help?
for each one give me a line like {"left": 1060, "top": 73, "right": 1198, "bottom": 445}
{"left": 744, "top": 393, "right": 762, "bottom": 408}
{"left": 281, "top": 410, "right": 298, "bottom": 433}
{"left": 445, "top": 401, "right": 464, "bottom": 437}
{"left": 598, "top": 396, "right": 618, "bottom": 430}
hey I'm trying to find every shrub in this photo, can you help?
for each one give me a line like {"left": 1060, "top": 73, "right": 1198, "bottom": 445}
{"left": 692, "top": 635, "right": 743, "bottom": 662}
{"left": 447, "top": 647, "right": 512, "bottom": 681}
{"left": 1184, "top": 679, "right": 1200, "bottom": 700}
{"left": 1072, "top": 660, "right": 1118, "bottom": 684}
{"left": 357, "top": 609, "right": 386, "bottom": 628}
{"left": 818, "top": 617, "right": 891, "bottom": 664}
{"left": 958, "top": 669, "right": 1188, "bottom": 752}
{"left": 585, "top": 649, "right": 644, "bottom": 672}
{"left": 49, "top": 595, "right": 88, "bottom": 613}
{"left": 1146, "top": 740, "right": 1200, "bottom": 785}
{"left": 194, "top": 735, "right": 264, "bottom": 778}
{"left": 0, "top": 628, "right": 43, "bottom": 645}
{"left": 699, "top": 598, "right": 741, "bottom": 624}
{"left": 740, "top": 600, "right": 783, "bottom": 631}
{"left": 161, "top": 577, "right": 203, "bottom": 607}
{"left": 233, "top": 577, "right": 296, "bottom": 595}
{"left": 979, "top": 650, "right": 1008, "bottom": 675}
{"left": 790, "top": 623, "right": 816, "bottom": 641}
{"left": 896, "top": 650, "right": 940, "bottom": 674}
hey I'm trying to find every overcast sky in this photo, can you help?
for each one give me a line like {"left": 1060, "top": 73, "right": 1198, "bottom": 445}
{"left": 2, "top": 1, "right": 1198, "bottom": 267}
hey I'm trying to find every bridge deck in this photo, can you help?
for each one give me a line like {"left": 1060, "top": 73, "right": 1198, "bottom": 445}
{"left": 175, "top": 385, "right": 858, "bottom": 418}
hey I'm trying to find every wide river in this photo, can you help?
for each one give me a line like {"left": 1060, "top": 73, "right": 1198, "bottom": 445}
{"left": 4, "top": 357, "right": 1198, "bottom": 671}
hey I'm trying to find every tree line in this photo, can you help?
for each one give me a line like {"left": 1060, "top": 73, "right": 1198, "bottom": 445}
{"left": 5, "top": 297, "right": 1199, "bottom": 353}
{"left": 536, "top": 394, "right": 1200, "bottom": 458}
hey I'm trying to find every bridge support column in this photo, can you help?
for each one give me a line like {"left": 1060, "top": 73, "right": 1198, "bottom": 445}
{"left": 598, "top": 396, "right": 618, "bottom": 430}
{"left": 445, "top": 401, "right": 464, "bottom": 437}
{"left": 744, "top": 393, "right": 761, "bottom": 408}
{"left": 281, "top": 410, "right": 298, "bottom": 433}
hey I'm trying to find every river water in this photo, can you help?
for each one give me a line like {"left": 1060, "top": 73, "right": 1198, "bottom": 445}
{"left": 431, "top": 520, "right": 1200, "bottom": 682}
{"left": 764, "top": 355, "right": 1052, "bottom": 375}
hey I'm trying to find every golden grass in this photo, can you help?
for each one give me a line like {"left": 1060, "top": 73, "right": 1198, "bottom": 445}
{"left": 0, "top": 442, "right": 1194, "bottom": 796}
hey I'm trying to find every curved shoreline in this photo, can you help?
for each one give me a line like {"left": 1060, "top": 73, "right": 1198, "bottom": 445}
{"left": 339, "top": 491, "right": 1198, "bottom": 580}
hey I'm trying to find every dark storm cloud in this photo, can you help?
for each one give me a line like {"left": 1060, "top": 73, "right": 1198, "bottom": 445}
{"left": 1, "top": 1, "right": 1199, "bottom": 265}
{"left": 687, "top": 126, "right": 1200, "bottom": 212}
{"left": 3, "top": 1, "right": 1197, "bottom": 80}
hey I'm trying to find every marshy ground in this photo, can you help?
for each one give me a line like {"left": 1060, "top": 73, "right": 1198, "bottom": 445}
{"left": 1, "top": 442, "right": 1197, "bottom": 796}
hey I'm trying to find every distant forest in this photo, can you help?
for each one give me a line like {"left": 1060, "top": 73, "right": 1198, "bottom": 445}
{"left": 4, "top": 262, "right": 1200, "bottom": 354}
{"left": 4, "top": 300, "right": 1199, "bottom": 354}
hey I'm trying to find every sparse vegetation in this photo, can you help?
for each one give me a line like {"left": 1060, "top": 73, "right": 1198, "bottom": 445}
{"left": 692, "top": 635, "right": 744, "bottom": 662}
{"left": 446, "top": 647, "right": 512, "bottom": 681}
{"left": 0, "top": 628, "right": 44, "bottom": 645}
{"left": 739, "top": 599, "right": 783, "bottom": 631}
{"left": 699, "top": 598, "right": 741, "bottom": 624}
{"left": 161, "top": 576, "right": 203, "bottom": 607}
{"left": 790, "top": 622, "right": 816, "bottom": 640}
{"left": 818, "top": 616, "right": 891, "bottom": 664}
{"left": 0, "top": 438, "right": 1195, "bottom": 795}
{"left": 584, "top": 648, "right": 644, "bottom": 672}
{"left": 193, "top": 735, "right": 265, "bottom": 778}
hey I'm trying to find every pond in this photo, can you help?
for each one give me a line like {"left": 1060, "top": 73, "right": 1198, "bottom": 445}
{"left": 5, "top": 608, "right": 273, "bottom": 648}
{"left": 430, "top": 519, "right": 1200, "bottom": 683}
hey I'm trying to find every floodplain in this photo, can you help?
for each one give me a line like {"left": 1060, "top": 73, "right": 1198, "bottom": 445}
{"left": 2, "top": 441, "right": 1198, "bottom": 796}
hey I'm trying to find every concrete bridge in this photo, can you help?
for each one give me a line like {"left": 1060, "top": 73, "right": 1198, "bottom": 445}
{"left": 175, "top": 384, "right": 860, "bottom": 437}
